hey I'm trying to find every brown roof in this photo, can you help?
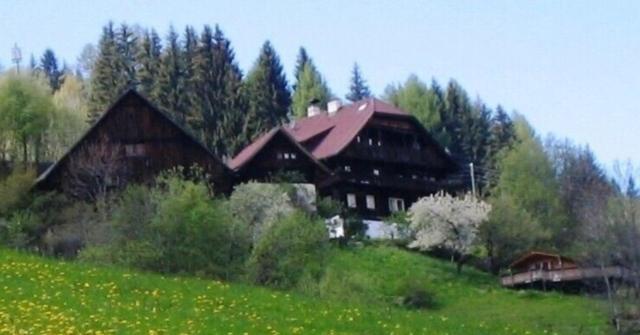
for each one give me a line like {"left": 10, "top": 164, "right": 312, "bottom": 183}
{"left": 230, "top": 97, "right": 455, "bottom": 172}
{"left": 228, "top": 127, "right": 331, "bottom": 174}
{"left": 509, "top": 251, "right": 577, "bottom": 269}
{"left": 285, "top": 98, "right": 408, "bottom": 159}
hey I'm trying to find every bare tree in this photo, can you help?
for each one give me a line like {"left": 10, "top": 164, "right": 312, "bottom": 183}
{"left": 62, "top": 135, "right": 130, "bottom": 202}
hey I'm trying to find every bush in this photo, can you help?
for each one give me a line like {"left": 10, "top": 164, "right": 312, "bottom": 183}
{"left": 394, "top": 278, "right": 439, "bottom": 310}
{"left": 227, "top": 182, "right": 294, "bottom": 242}
{"left": 0, "top": 169, "right": 36, "bottom": 217}
{"left": 247, "top": 210, "right": 329, "bottom": 289}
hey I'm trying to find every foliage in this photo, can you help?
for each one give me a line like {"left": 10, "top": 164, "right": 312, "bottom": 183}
{"left": 0, "top": 74, "right": 55, "bottom": 163}
{"left": 384, "top": 75, "right": 442, "bottom": 134}
{"left": 291, "top": 62, "right": 332, "bottom": 118}
{"left": 0, "top": 169, "right": 35, "bottom": 217}
{"left": 394, "top": 277, "right": 439, "bottom": 310}
{"left": 316, "top": 196, "right": 343, "bottom": 218}
{"left": 40, "top": 49, "right": 64, "bottom": 92}
{"left": 247, "top": 210, "right": 329, "bottom": 289}
{"left": 48, "top": 74, "right": 90, "bottom": 160}
{"left": 227, "top": 182, "right": 294, "bottom": 242}
{"left": 408, "top": 192, "right": 491, "bottom": 273}
{"left": 345, "top": 63, "right": 371, "bottom": 102}
{"left": 136, "top": 29, "right": 162, "bottom": 100}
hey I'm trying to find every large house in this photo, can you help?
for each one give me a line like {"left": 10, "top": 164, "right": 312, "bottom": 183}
{"left": 230, "top": 98, "right": 461, "bottom": 219}
{"left": 35, "top": 90, "right": 233, "bottom": 198}
{"left": 36, "top": 91, "right": 462, "bottom": 221}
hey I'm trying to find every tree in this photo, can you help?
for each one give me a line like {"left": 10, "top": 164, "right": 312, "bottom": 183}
{"left": 243, "top": 41, "right": 291, "bottom": 147}
{"left": 484, "top": 105, "right": 515, "bottom": 186}
{"left": 48, "top": 75, "right": 90, "bottom": 161}
{"left": 76, "top": 44, "right": 97, "bottom": 80}
{"left": 0, "top": 75, "right": 53, "bottom": 164}
{"left": 408, "top": 192, "right": 491, "bottom": 273}
{"left": 191, "top": 25, "right": 244, "bottom": 157}
{"left": 384, "top": 75, "right": 440, "bottom": 132}
{"left": 40, "top": 49, "right": 63, "bottom": 92}
{"left": 116, "top": 23, "right": 139, "bottom": 90}
{"left": 156, "top": 26, "right": 184, "bottom": 122}
{"left": 136, "top": 29, "right": 162, "bottom": 100}
{"left": 88, "top": 22, "right": 124, "bottom": 123}
{"left": 627, "top": 177, "right": 638, "bottom": 199}
{"left": 293, "top": 47, "right": 310, "bottom": 90}
{"left": 345, "top": 63, "right": 371, "bottom": 102}
{"left": 291, "top": 62, "right": 331, "bottom": 118}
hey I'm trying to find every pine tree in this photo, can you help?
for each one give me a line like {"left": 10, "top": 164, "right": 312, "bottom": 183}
{"left": 156, "top": 26, "right": 184, "bottom": 122}
{"left": 88, "top": 22, "right": 123, "bottom": 123}
{"left": 136, "top": 29, "right": 162, "bottom": 100}
{"left": 182, "top": 26, "right": 199, "bottom": 125}
{"left": 293, "top": 47, "right": 310, "bottom": 90}
{"left": 291, "top": 62, "right": 331, "bottom": 118}
{"left": 243, "top": 41, "right": 291, "bottom": 146}
{"left": 627, "top": 177, "right": 639, "bottom": 199}
{"left": 191, "top": 25, "right": 244, "bottom": 157}
{"left": 40, "top": 49, "right": 63, "bottom": 92}
{"left": 116, "top": 23, "right": 139, "bottom": 91}
{"left": 346, "top": 63, "right": 371, "bottom": 102}
{"left": 443, "top": 80, "right": 470, "bottom": 156}
{"left": 485, "top": 105, "right": 515, "bottom": 186}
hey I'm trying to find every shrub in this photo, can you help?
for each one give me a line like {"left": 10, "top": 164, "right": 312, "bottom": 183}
{"left": 0, "top": 169, "right": 36, "bottom": 217}
{"left": 227, "top": 182, "right": 294, "bottom": 242}
{"left": 247, "top": 210, "right": 329, "bottom": 289}
{"left": 394, "top": 278, "right": 439, "bottom": 310}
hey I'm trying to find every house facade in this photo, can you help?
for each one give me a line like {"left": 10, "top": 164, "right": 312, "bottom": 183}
{"left": 230, "top": 98, "right": 462, "bottom": 219}
{"left": 35, "top": 90, "right": 233, "bottom": 199}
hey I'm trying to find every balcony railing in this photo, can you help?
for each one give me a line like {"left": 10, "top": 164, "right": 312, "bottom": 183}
{"left": 500, "top": 266, "right": 630, "bottom": 287}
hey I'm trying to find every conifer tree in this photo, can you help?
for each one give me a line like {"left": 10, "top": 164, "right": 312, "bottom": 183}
{"left": 293, "top": 47, "right": 310, "bottom": 90}
{"left": 40, "top": 49, "right": 64, "bottom": 92}
{"left": 156, "top": 26, "right": 185, "bottom": 123}
{"left": 136, "top": 29, "right": 162, "bottom": 100}
{"left": 192, "top": 25, "right": 244, "bottom": 157}
{"left": 88, "top": 22, "right": 123, "bottom": 123}
{"left": 182, "top": 26, "right": 199, "bottom": 124}
{"left": 345, "top": 63, "right": 371, "bottom": 102}
{"left": 244, "top": 41, "right": 291, "bottom": 145}
{"left": 291, "top": 63, "right": 331, "bottom": 118}
{"left": 443, "top": 80, "right": 471, "bottom": 157}
{"left": 116, "top": 23, "right": 139, "bottom": 90}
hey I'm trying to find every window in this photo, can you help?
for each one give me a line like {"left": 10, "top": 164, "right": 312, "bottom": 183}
{"left": 357, "top": 136, "right": 361, "bottom": 143}
{"left": 373, "top": 169, "right": 380, "bottom": 176}
{"left": 277, "top": 152, "right": 283, "bottom": 159}
{"left": 388, "top": 197, "right": 405, "bottom": 212}
{"left": 284, "top": 153, "right": 290, "bottom": 159}
{"left": 125, "top": 144, "right": 146, "bottom": 157}
{"left": 290, "top": 153, "right": 297, "bottom": 159}
{"left": 347, "top": 193, "right": 357, "bottom": 208}
{"left": 366, "top": 195, "right": 376, "bottom": 210}
{"left": 368, "top": 138, "right": 373, "bottom": 146}
{"left": 344, "top": 165, "right": 351, "bottom": 172}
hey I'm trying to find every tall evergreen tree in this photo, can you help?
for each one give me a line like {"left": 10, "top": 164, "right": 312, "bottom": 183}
{"left": 88, "top": 22, "right": 123, "bottom": 123}
{"left": 291, "top": 62, "right": 331, "bottom": 118}
{"left": 627, "top": 177, "right": 639, "bottom": 199}
{"left": 156, "top": 26, "right": 185, "bottom": 123}
{"left": 182, "top": 26, "right": 199, "bottom": 125}
{"left": 442, "top": 80, "right": 470, "bottom": 156}
{"left": 136, "top": 29, "right": 162, "bottom": 100}
{"left": 192, "top": 25, "right": 244, "bottom": 157}
{"left": 116, "top": 23, "right": 139, "bottom": 90}
{"left": 293, "top": 47, "right": 310, "bottom": 90}
{"left": 485, "top": 105, "right": 515, "bottom": 186}
{"left": 346, "top": 63, "right": 371, "bottom": 102}
{"left": 244, "top": 41, "right": 291, "bottom": 146}
{"left": 40, "top": 49, "right": 64, "bottom": 92}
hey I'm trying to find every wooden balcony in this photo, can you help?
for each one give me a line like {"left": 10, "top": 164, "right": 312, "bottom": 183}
{"left": 500, "top": 266, "right": 630, "bottom": 287}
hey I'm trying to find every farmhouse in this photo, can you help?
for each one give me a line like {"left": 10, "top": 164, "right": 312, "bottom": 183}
{"left": 231, "top": 98, "right": 462, "bottom": 219}
{"left": 35, "top": 90, "right": 233, "bottom": 199}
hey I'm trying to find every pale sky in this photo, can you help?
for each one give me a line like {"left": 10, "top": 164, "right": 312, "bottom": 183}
{"left": 1, "top": 0, "right": 638, "bottom": 169}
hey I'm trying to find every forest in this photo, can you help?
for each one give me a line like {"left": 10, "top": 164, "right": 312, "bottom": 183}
{"left": 0, "top": 22, "right": 639, "bottom": 332}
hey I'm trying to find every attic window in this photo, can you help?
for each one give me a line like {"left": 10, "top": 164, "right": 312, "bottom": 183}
{"left": 290, "top": 153, "right": 297, "bottom": 159}
{"left": 284, "top": 153, "right": 290, "bottom": 159}
{"left": 373, "top": 169, "right": 380, "bottom": 176}
{"left": 344, "top": 165, "right": 351, "bottom": 172}
{"left": 125, "top": 144, "right": 146, "bottom": 157}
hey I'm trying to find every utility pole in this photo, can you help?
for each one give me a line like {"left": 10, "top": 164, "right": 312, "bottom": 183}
{"left": 11, "top": 43, "right": 22, "bottom": 74}
{"left": 469, "top": 162, "right": 477, "bottom": 198}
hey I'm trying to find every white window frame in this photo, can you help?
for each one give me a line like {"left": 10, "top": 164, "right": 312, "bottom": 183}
{"left": 347, "top": 193, "right": 357, "bottom": 208}
{"left": 373, "top": 168, "right": 380, "bottom": 176}
{"left": 366, "top": 195, "right": 376, "bottom": 210}
{"left": 388, "top": 197, "right": 405, "bottom": 212}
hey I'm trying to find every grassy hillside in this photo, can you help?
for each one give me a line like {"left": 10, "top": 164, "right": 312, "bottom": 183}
{"left": 0, "top": 246, "right": 611, "bottom": 334}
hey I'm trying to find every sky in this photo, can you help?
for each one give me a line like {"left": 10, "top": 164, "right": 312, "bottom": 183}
{"left": 1, "top": 0, "right": 638, "bottom": 170}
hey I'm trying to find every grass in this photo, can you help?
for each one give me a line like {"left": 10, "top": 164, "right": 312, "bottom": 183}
{"left": 0, "top": 245, "right": 612, "bottom": 334}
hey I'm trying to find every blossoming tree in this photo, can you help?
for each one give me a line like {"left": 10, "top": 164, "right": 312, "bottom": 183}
{"left": 408, "top": 192, "right": 491, "bottom": 273}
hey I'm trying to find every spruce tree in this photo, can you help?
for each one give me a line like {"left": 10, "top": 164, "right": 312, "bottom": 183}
{"left": 136, "top": 29, "right": 162, "bottom": 101}
{"left": 293, "top": 47, "right": 310, "bottom": 90}
{"left": 244, "top": 41, "right": 291, "bottom": 145}
{"left": 156, "top": 26, "right": 185, "bottom": 123}
{"left": 40, "top": 49, "right": 63, "bottom": 92}
{"left": 345, "top": 63, "right": 371, "bottom": 102}
{"left": 183, "top": 26, "right": 199, "bottom": 125}
{"left": 291, "top": 62, "right": 331, "bottom": 118}
{"left": 627, "top": 177, "right": 639, "bottom": 199}
{"left": 88, "top": 22, "right": 123, "bottom": 123}
{"left": 116, "top": 23, "right": 139, "bottom": 90}
{"left": 192, "top": 25, "right": 244, "bottom": 157}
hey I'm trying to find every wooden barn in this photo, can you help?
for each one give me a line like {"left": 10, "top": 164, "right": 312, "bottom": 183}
{"left": 230, "top": 98, "right": 462, "bottom": 219}
{"left": 35, "top": 90, "right": 233, "bottom": 199}
{"left": 501, "top": 251, "right": 630, "bottom": 291}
